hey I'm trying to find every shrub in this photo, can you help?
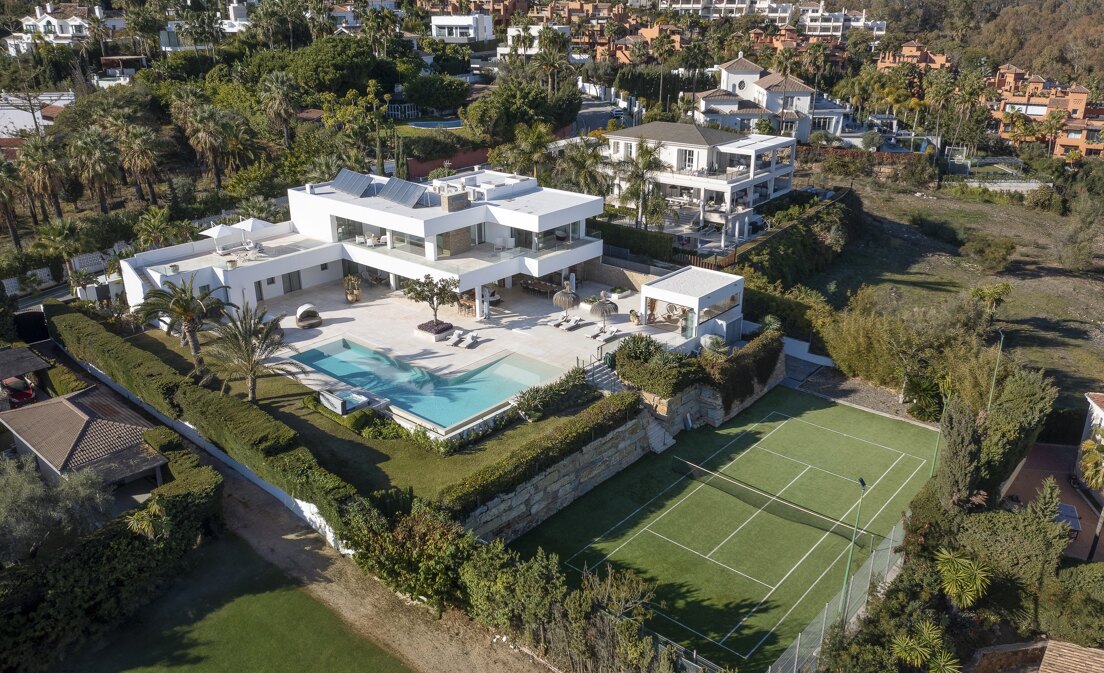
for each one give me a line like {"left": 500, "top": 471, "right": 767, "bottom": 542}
{"left": 587, "top": 219, "right": 674, "bottom": 261}
{"left": 700, "top": 330, "right": 783, "bottom": 411}
{"left": 961, "top": 233, "right": 1016, "bottom": 271}
{"left": 175, "top": 384, "right": 298, "bottom": 458}
{"left": 439, "top": 392, "right": 640, "bottom": 515}
{"left": 861, "top": 130, "right": 883, "bottom": 151}
{"left": 1038, "top": 564, "right": 1104, "bottom": 647}
{"left": 514, "top": 367, "right": 600, "bottom": 421}
{"left": 822, "top": 152, "right": 874, "bottom": 177}
{"left": 1024, "top": 184, "right": 1063, "bottom": 213}
{"left": 615, "top": 348, "right": 705, "bottom": 398}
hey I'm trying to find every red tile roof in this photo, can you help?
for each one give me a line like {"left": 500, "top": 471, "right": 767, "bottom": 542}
{"left": 1087, "top": 393, "right": 1104, "bottom": 412}
{"left": 1039, "top": 641, "right": 1104, "bottom": 673}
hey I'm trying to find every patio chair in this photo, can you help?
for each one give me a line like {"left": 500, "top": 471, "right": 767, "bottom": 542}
{"left": 466, "top": 332, "right": 483, "bottom": 348}
{"left": 295, "top": 304, "right": 322, "bottom": 329}
{"left": 559, "top": 316, "right": 583, "bottom": 331}
{"left": 599, "top": 327, "right": 621, "bottom": 342}
{"left": 448, "top": 330, "right": 467, "bottom": 347}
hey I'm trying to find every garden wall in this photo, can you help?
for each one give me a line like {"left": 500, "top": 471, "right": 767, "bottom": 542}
{"left": 464, "top": 414, "right": 650, "bottom": 541}
{"left": 642, "top": 351, "right": 786, "bottom": 437}
{"left": 586, "top": 260, "right": 659, "bottom": 292}
{"left": 964, "top": 640, "right": 1046, "bottom": 673}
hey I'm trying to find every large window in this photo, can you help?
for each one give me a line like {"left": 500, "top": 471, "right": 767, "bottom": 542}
{"left": 335, "top": 217, "right": 363, "bottom": 242}
{"left": 392, "top": 231, "right": 425, "bottom": 253}
{"left": 812, "top": 116, "right": 834, "bottom": 131}
{"left": 281, "top": 271, "right": 302, "bottom": 294}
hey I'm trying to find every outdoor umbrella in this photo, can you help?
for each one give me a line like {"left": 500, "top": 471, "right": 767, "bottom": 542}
{"left": 552, "top": 282, "right": 579, "bottom": 320}
{"left": 590, "top": 291, "right": 618, "bottom": 328}
{"left": 233, "top": 217, "right": 272, "bottom": 243}
{"left": 199, "top": 224, "right": 238, "bottom": 241}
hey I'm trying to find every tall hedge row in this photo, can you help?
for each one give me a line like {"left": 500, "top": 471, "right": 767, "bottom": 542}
{"left": 439, "top": 391, "right": 641, "bottom": 516}
{"left": 588, "top": 218, "right": 674, "bottom": 262}
{"left": 0, "top": 429, "right": 223, "bottom": 673}
{"left": 42, "top": 300, "right": 362, "bottom": 537}
{"left": 701, "top": 330, "right": 784, "bottom": 412}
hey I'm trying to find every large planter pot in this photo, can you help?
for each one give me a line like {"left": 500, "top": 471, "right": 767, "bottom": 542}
{"left": 416, "top": 321, "right": 455, "bottom": 342}
{"left": 345, "top": 290, "right": 361, "bottom": 303}
{"left": 610, "top": 289, "right": 635, "bottom": 301}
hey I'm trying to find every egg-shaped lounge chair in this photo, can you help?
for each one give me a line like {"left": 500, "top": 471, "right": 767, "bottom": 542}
{"left": 295, "top": 304, "right": 322, "bottom": 329}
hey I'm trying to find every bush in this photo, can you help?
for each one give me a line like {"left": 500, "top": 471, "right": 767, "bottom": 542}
{"left": 822, "top": 152, "right": 874, "bottom": 177}
{"left": 439, "top": 392, "right": 640, "bottom": 515}
{"left": 700, "top": 330, "right": 783, "bottom": 411}
{"left": 175, "top": 384, "right": 298, "bottom": 458}
{"left": 587, "top": 218, "right": 674, "bottom": 262}
{"left": 1024, "top": 184, "right": 1064, "bottom": 213}
{"left": 514, "top": 367, "right": 600, "bottom": 421}
{"left": 1038, "top": 564, "right": 1104, "bottom": 647}
{"left": 615, "top": 347, "right": 705, "bottom": 398}
{"left": 302, "top": 392, "right": 376, "bottom": 434}
{"left": 961, "top": 233, "right": 1016, "bottom": 271}
{"left": 861, "top": 130, "right": 883, "bottom": 151}
{"left": 0, "top": 433, "right": 223, "bottom": 673}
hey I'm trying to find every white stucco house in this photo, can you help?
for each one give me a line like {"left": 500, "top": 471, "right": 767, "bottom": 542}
{"left": 497, "top": 24, "right": 585, "bottom": 62}
{"left": 699, "top": 54, "right": 850, "bottom": 141}
{"left": 602, "top": 121, "right": 796, "bottom": 240}
{"left": 5, "top": 3, "right": 125, "bottom": 56}
{"left": 650, "top": 0, "right": 883, "bottom": 37}
{"left": 121, "top": 170, "right": 605, "bottom": 321}
{"left": 430, "top": 14, "right": 494, "bottom": 43}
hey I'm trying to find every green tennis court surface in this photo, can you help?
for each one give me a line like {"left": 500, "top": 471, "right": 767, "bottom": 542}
{"left": 513, "top": 386, "right": 936, "bottom": 672}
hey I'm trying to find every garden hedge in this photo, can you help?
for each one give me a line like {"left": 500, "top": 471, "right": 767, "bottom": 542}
{"left": 514, "top": 366, "right": 601, "bottom": 422}
{"left": 587, "top": 219, "right": 674, "bottom": 262}
{"left": 439, "top": 391, "right": 641, "bottom": 515}
{"left": 701, "top": 330, "right": 784, "bottom": 411}
{"left": 0, "top": 429, "right": 223, "bottom": 673}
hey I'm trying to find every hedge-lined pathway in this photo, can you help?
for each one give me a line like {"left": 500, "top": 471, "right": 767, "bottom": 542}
{"left": 212, "top": 463, "right": 550, "bottom": 673}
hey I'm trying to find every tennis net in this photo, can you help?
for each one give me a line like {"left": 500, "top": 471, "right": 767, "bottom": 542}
{"left": 671, "top": 457, "right": 884, "bottom": 549}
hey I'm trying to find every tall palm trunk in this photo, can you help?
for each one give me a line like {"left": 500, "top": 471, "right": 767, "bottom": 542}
{"left": 247, "top": 374, "right": 257, "bottom": 402}
{"left": 145, "top": 177, "right": 159, "bottom": 205}
{"left": 24, "top": 188, "right": 39, "bottom": 228}
{"left": 37, "top": 196, "right": 50, "bottom": 222}
{"left": 50, "top": 190, "right": 61, "bottom": 219}
{"left": 133, "top": 174, "right": 146, "bottom": 202}
{"left": 97, "top": 184, "right": 109, "bottom": 214}
{"left": 4, "top": 207, "right": 21, "bottom": 251}
{"left": 185, "top": 325, "right": 205, "bottom": 372}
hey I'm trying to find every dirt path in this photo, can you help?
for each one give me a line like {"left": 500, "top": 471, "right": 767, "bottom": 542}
{"left": 214, "top": 465, "right": 548, "bottom": 673}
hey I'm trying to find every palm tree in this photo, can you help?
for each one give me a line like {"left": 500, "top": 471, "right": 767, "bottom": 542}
{"left": 0, "top": 160, "right": 23, "bottom": 251}
{"left": 305, "top": 0, "right": 333, "bottom": 42}
{"left": 890, "top": 633, "right": 930, "bottom": 669}
{"left": 220, "top": 111, "right": 258, "bottom": 175}
{"left": 186, "top": 105, "right": 229, "bottom": 191}
{"left": 615, "top": 140, "right": 668, "bottom": 228}
{"left": 236, "top": 195, "right": 280, "bottom": 221}
{"left": 87, "top": 14, "right": 109, "bottom": 57}
{"left": 170, "top": 84, "right": 207, "bottom": 132}
{"left": 120, "top": 125, "right": 161, "bottom": 205}
{"left": 682, "top": 41, "right": 710, "bottom": 94}
{"left": 17, "top": 135, "right": 64, "bottom": 219}
{"left": 554, "top": 141, "right": 611, "bottom": 196}
{"left": 206, "top": 301, "right": 303, "bottom": 402}
{"left": 652, "top": 32, "right": 675, "bottom": 111}
{"left": 934, "top": 547, "right": 991, "bottom": 609}
{"left": 803, "top": 41, "right": 829, "bottom": 116}
{"left": 34, "top": 219, "right": 84, "bottom": 276}
{"left": 137, "top": 276, "right": 232, "bottom": 375}
{"left": 68, "top": 268, "right": 99, "bottom": 296}
{"left": 248, "top": 0, "right": 281, "bottom": 50}
{"left": 305, "top": 154, "right": 341, "bottom": 183}
{"left": 273, "top": 0, "right": 306, "bottom": 49}
{"left": 533, "top": 48, "right": 568, "bottom": 97}
{"left": 259, "top": 71, "right": 300, "bottom": 147}
{"left": 1039, "top": 109, "right": 1068, "bottom": 155}
{"left": 1079, "top": 434, "right": 1104, "bottom": 557}
{"left": 68, "top": 127, "right": 119, "bottom": 214}
{"left": 134, "top": 206, "right": 174, "bottom": 249}
{"left": 125, "top": 498, "right": 169, "bottom": 540}
{"left": 490, "top": 122, "right": 555, "bottom": 177}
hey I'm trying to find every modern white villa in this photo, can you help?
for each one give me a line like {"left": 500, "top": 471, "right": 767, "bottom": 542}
{"left": 602, "top": 121, "right": 796, "bottom": 240}
{"left": 696, "top": 54, "right": 851, "bottom": 141}
{"left": 430, "top": 14, "right": 494, "bottom": 43}
{"left": 121, "top": 169, "right": 604, "bottom": 321}
{"left": 649, "top": 0, "right": 884, "bottom": 38}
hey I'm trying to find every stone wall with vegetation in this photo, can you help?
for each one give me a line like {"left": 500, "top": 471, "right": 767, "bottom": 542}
{"left": 464, "top": 414, "right": 649, "bottom": 541}
{"left": 965, "top": 641, "right": 1046, "bottom": 673}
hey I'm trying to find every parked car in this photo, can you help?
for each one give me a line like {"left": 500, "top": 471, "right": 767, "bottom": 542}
{"left": 3, "top": 376, "right": 36, "bottom": 408}
{"left": 611, "top": 108, "right": 625, "bottom": 119}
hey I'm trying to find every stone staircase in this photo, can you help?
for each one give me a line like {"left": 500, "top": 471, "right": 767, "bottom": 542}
{"left": 583, "top": 359, "right": 626, "bottom": 393}
{"left": 643, "top": 414, "right": 676, "bottom": 453}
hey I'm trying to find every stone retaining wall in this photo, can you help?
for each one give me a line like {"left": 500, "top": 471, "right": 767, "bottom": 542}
{"left": 642, "top": 353, "right": 786, "bottom": 437}
{"left": 464, "top": 414, "right": 650, "bottom": 541}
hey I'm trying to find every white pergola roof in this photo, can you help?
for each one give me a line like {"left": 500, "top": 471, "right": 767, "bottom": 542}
{"left": 715, "top": 134, "right": 796, "bottom": 155}
{"left": 641, "top": 266, "right": 744, "bottom": 315}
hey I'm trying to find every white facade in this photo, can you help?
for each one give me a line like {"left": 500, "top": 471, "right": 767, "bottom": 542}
{"left": 603, "top": 122, "right": 796, "bottom": 240}
{"left": 219, "top": 1, "right": 251, "bottom": 33}
{"left": 497, "top": 24, "right": 572, "bottom": 59}
{"left": 5, "top": 3, "right": 125, "bottom": 56}
{"left": 430, "top": 14, "right": 494, "bottom": 43}
{"left": 703, "top": 55, "right": 850, "bottom": 141}
{"left": 121, "top": 171, "right": 605, "bottom": 321}
{"left": 648, "top": 0, "right": 883, "bottom": 37}
{"left": 798, "top": 2, "right": 885, "bottom": 39}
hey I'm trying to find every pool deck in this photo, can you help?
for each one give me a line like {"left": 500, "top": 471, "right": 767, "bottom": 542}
{"left": 264, "top": 279, "right": 684, "bottom": 394}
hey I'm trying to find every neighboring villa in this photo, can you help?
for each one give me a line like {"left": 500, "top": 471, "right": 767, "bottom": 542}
{"left": 648, "top": 0, "right": 885, "bottom": 39}
{"left": 497, "top": 23, "right": 582, "bottom": 61}
{"left": 595, "top": 24, "right": 684, "bottom": 65}
{"left": 989, "top": 63, "right": 1104, "bottom": 159}
{"left": 416, "top": 0, "right": 523, "bottom": 26}
{"left": 876, "top": 40, "right": 951, "bottom": 73}
{"left": 5, "top": 2, "right": 125, "bottom": 56}
{"left": 430, "top": 14, "right": 495, "bottom": 43}
{"left": 602, "top": 121, "right": 796, "bottom": 239}
{"left": 699, "top": 53, "right": 851, "bottom": 141}
{"left": 121, "top": 170, "right": 604, "bottom": 322}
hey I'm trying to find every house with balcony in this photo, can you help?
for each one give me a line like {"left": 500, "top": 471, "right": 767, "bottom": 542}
{"left": 120, "top": 170, "right": 604, "bottom": 321}
{"left": 430, "top": 14, "right": 494, "bottom": 43}
{"left": 705, "top": 54, "right": 851, "bottom": 141}
{"left": 876, "top": 41, "right": 951, "bottom": 73}
{"left": 5, "top": 3, "right": 125, "bottom": 56}
{"left": 797, "top": 1, "right": 884, "bottom": 39}
{"left": 497, "top": 23, "right": 582, "bottom": 61}
{"left": 602, "top": 122, "right": 795, "bottom": 241}
{"left": 989, "top": 66, "right": 1104, "bottom": 158}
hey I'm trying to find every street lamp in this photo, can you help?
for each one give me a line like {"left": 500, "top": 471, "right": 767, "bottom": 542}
{"left": 986, "top": 329, "right": 1005, "bottom": 413}
{"left": 839, "top": 476, "right": 867, "bottom": 619}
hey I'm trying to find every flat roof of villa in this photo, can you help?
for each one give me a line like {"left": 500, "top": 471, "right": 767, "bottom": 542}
{"left": 146, "top": 231, "right": 332, "bottom": 274}
{"left": 643, "top": 266, "right": 742, "bottom": 298}
{"left": 715, "top": 134, "right": 796, "bottom": 154}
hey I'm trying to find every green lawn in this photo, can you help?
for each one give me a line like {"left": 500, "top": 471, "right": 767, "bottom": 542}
{"left": 126, "top": 330, "right": 566, "bottom": 498}
{"left": 55, "top": 535, "right": 410, "bottom": 673}
{"left": 804, "top": 178, "right": 1104, "bottom": 410}
{"left": 514, "top": 386, "right": 935, "bottom": 672}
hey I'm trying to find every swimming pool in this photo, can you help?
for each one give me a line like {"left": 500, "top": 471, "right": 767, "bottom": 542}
{"left": 406, "top": 119, "right": 464, "bottom": 129}
{"left": 293, "top": 339, "right": 561, "bottom": 430}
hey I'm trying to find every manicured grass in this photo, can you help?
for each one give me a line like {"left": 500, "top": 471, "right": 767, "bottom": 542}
{"left": 126, "top": 330, "right": 568, "bottom": 498}
{"left": 514, "top": 386, "right": 935, "bottom": 672}
{"left": 805, "top": 178, "right": 1104, "bottom": 410}
{"left": 54, "top": 535, "right": 411, "bottom": 673}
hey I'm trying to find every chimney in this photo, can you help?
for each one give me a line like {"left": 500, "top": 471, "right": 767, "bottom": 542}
{"left": 737, "top": 51, "right": 743, "bottom": 59}
{"left": 45, "top": 2, "right": 53, "bottom": 13}
{"left": 35, "top": 5, "right": 43, "bottom": 18}
{"left": 94, "top": 5, "right": 103, "bottom": 18}
{"left": 305, "top": 183, "right": 314, "bottom": 194}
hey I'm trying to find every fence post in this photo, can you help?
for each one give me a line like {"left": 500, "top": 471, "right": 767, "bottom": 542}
{"left": 794, "top": 632, "right": 800, "bottom": 673}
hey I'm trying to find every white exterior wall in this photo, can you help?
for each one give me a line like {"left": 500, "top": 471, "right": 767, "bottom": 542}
{"left": 430, "top": 14, "right": 493, "bottom": 42}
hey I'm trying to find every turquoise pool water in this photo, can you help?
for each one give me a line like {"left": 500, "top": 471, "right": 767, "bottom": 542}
{"left": 293, "top": 339, "right": 561, "bottom": 429}
{"left": 406, "top": 119, "right": 464, "bottom": 129}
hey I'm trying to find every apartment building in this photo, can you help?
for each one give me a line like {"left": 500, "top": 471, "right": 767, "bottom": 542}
{"left": 430, "top": 14, "right": 495, "bottom": 43}
{"left": 876, "top": 41, "right": 951, "bottom": 73}
{"left": 647, "top": 0, "right": 883, "bottom": 38}
{"left": 699, "top": 54, "right": 850, "bottom": 140}
{"left": 602, "top": 122, "right": 796, "bottom": 239}
{"left": 416, "top": 0, "right": 525, "bottom": 26}
{"left": 797, "top": 1, "right": 884, "bottom": 40}
{"left": 595, "top": 24, "right": 684, "bottom": 65}
{"left": 6, "top": 3, "right": 125, "bottom": 56}
{"left": 990, "top": 64, "right": 1104, "bottom": 158}
{"left": 120, "top": 170, "right": 604, "bottom": 320}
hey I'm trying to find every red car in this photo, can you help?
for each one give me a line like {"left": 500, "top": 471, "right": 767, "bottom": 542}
{"left": 3, "top": 376, "right": 36, "bottom": 408}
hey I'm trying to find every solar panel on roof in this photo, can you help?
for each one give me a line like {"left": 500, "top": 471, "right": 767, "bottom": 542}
{"left": 377, "top": 177, "right": 427, "bottom": 208}
{"left": 331, "top": 168, "right": 376, "bottom": 198}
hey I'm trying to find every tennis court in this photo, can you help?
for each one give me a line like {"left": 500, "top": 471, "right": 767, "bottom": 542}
{"left": 513, "top": 386, "right": 936, "bottom": 671}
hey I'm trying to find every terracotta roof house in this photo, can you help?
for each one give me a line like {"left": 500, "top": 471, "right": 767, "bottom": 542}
{"left": 1039, "top": 641, "right": 1104, "bottom": 672}
{"left": 989, "top": 66, "right": 1104, "bottom": 158}
{"left": 0, "top": 385, "right": 165, "bottom": 486}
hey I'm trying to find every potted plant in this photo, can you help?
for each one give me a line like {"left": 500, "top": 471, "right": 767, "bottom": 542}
{"left": 629, "top": 309, "right": 640, "bottom": 325}
{"left": 609, "top": 286, "right": 634, "bottom": 301}
{"left": 344, "top": 274, "right": 361, "bottom": 303}
{"left": 402, "top": 274, "right": 458, "bottom": 341}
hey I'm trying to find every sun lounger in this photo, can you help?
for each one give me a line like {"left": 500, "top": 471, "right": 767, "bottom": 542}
{"left": 599, "top": 327, "right": 621, "bottom": 342}
{"left": 586, "top": 325, "right": 606, "bottom": 339}
{"left": 466, "top": 332, "right": 483, "bottom": 348}
{"left": 559, "top": 316, "right": 583, "bottom": 331}
{"left": 546, "top": 315, "right": 568, "bottom": 327}
{"left": 448, "top": 331, "right": 467, "bottom": 347}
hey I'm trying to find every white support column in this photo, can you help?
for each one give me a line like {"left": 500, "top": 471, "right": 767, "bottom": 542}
{"left": 475, "top": 287, "right": 484, "bottom": 320}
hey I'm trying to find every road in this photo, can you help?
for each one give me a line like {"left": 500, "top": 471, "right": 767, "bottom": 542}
{"left": 576, "top": 98, "right": 617, "bottom": 135}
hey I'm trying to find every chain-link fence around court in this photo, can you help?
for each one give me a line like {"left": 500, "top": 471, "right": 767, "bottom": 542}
{"left": 764, "top": 522, "right": 905, "bottom": 673}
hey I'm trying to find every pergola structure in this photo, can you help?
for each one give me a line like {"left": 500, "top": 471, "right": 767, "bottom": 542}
{"left": 639, "top": 266, "right": 744, "bottom": 341}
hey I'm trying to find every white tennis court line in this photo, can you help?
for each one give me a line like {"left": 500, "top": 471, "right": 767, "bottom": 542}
{"left": 647, "top": 530, "right": 775, "bottom": 590}
{"left": 746, "top": 443, "right": 859, "bottom": 484}
{"left": 765, "top": 411, "right": 929, "bottom": 461}
{"left": 648, "top": 609, "right": 750, "bottom": 659}
{"left": 719, "top": 450, "right": 906, "bottom": 645}
{"left": 564, "top": 412, "right": 785, "bottom": 566}
{"left": 740, "top": 456, "right": 931, "bottom": 657}
{"left": 706, "top": 466, "right": 811, "bottom": 558}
